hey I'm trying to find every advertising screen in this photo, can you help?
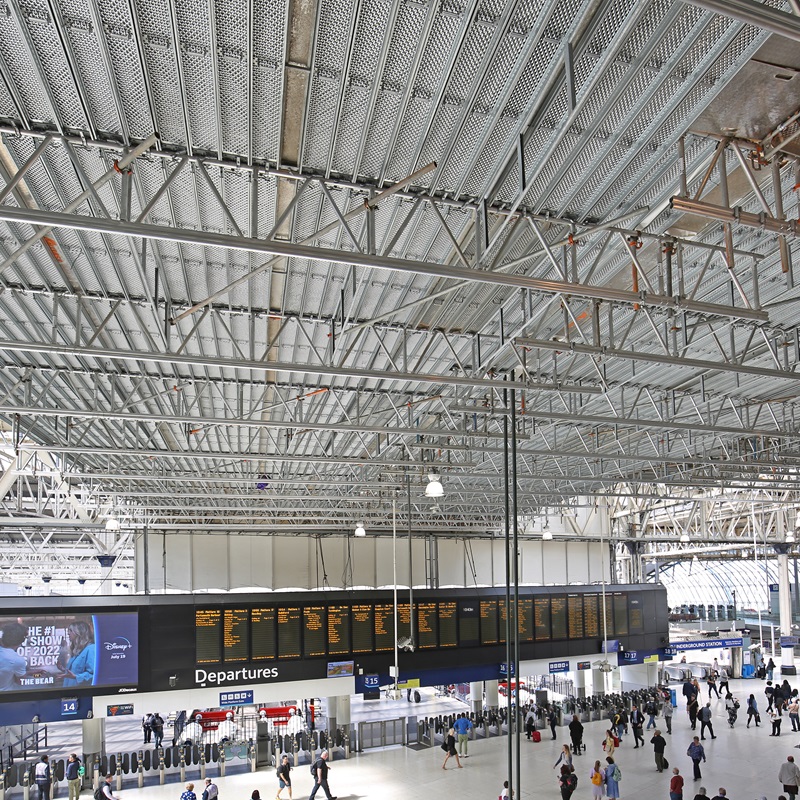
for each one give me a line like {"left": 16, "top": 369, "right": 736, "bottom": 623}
{"left": 0, "top": 613, "right": 138, "bottom": 692}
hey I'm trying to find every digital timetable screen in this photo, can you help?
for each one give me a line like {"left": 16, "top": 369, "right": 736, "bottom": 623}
{"left": 193, "top": 589, "right": 652, "bottom": 664}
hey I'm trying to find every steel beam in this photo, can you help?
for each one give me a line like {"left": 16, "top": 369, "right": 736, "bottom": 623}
{"left": 0, "top": 204, "right": 770, "bottom": 323}
{"left": 680, "top": 0, "right": 800, "bottom": 43}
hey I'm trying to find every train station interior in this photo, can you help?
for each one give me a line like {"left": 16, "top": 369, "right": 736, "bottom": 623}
{"left": 0, "top": 0, "right": 798, "bottom": 797}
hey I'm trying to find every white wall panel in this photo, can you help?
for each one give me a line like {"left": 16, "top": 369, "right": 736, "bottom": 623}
{"left": 192, "top": 534, "right": 229, "bottom": 591}
{"left": 135, "top": 534, "right": 613, "bottom": 593}
{"left": 437, "top": 539, "right": 465, "bottom": 586}
{"left": 272, "top": 537, "right": 312, "bottom": 589}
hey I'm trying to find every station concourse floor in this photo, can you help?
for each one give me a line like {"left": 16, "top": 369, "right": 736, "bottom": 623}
{"left": 94, "top": 676, "right": 792, "bottom": 800}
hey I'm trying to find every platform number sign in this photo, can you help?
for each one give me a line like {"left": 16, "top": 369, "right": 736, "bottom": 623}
{"left": 61, "top": 698, "right": 78, "bottom": 716}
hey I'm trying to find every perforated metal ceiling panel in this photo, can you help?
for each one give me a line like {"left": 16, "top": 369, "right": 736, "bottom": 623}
{"left": 0, "top": 0, "right": 796, "bottom": 585}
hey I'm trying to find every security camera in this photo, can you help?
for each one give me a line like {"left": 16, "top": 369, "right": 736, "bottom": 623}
{"left": 169, "top": 675, "right": 177, "bottom": 688}
{"left": 78, "top": 579, "right": 86, "bottom": 585}
{"left": 42, "top": 576, "right": 51, "bottom": 583}
{"left": 397, "top": 636, "right": 415, "bottom": 652}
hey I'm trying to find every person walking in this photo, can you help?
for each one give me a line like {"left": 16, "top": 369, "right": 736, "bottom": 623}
{"left": 276, "top": 754, "right": 292, "bottom": 800}
{"left": 631, "top": 705, "right": 645, "bottom": 748}
{"left": 524, "top": 707, "right": 535, "bottom": 740}
{"left": 553, "top": 744, "right": 573, "bottom": 771}
{"left": 153, "top": 713, "right": 165, "bottom": 748}
{"left": 604, "top": 757, "right": 621, "bottom": 800}
{"left": 309, "top": 750, "right": 337, "bottom": 800}
{"left": 687, "top": 695, "right": 699, "bottom": 731}
{"left": 547, "top": 706, "right": 558, "bottom": 740}
{"left": 779, "top": 754, "right": 800, "bottom": 800}
{"left": 789, "top": 699, "right": 800, "bottom": 732}
{"left": 603, "top": 729, "right": 616, "bottom": 757}
{"left": 770, "top": 706, "right": 783, "bottom": 736}
{"left": 590, "top": 761, "right": 605, "bottom": 800}
{"left": 201, "top": 778, "right": 218, "bottom": 800}
{"left": 706, "top": 671, "right": 719, "bottom": 700}
{"left": 651, "top": 729, "right": 667, "bottom": 773}
{"left": 767, "top": 682, "right": 776, "bottom": 712}
{"left": 670, "top": 768, "right": 685, "bottom": 800}
{"left": 441, "top": 728, "right": 462, "bottom": 770}
{"left": 698, "top": 703, "right": 716, "bottom": 740}
{"left": 645, "top": 698, "right": 658, "bottom": 729}
{"left": 686, "top": 736, "right": 705, "bottom": 781}
{"left": 453, "top": 713, "right": 473, "bottom": 758}
{"left": 663, "top": 698, "right": 674, "bottom": 734}
{"left": 65, "top": 754, "right": 82, "bottom": 800}
{"left": 569, "top": 714, "right": 584, "bottom": 754}
{"left": 724, "top": 694, "right": 739, "bottom": 728}
{"left": 34, "top": 755, "right": 51, "bottom": 800}
{"left": 768, "top": 658, "right": 777, "bottom": 681}
{"left": 746, "top": 694, "right": 760, "bottom": 727}
{"left": 142, "top": 713, "right": 154, "bottom": 744}
{"left": 718, "top": 670, "right": 729, "bottom": 697}
{"left": 558, "top": 765, "right": 578, "bottom": 800}
{"left": 180, "top": 784, "right": 197, "bottom": 800}
{"left": 682, "top": 678, "right": 695, "bottom": 707}
{"left": 99, "top": 774, "right": 117, "bottom": 799}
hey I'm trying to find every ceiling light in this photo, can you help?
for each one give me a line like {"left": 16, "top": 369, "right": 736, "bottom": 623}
{"left": 105, "top": 517, "right": 120, "bottom": 532}
{"left": 679, "top": 533, "right": 690, "bottom": 543}
{"left": 425, "top": 474, "right": 444, "bottom": 498}
{"left": 354, "top": 524, "right": 366, "bottom": 537}
{"left": 787, "top": 531, "right": 796, "bottom": 544}
{"left": 542, "top": 530, "right": 553, "bottom": 541}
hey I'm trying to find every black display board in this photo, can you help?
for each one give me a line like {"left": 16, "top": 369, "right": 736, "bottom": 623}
{"left": 278, "top": 607, "right": 301, "bottom": 659}
{"left": 196, "top": 609, "right": 222, "bottom": 664}
{"left": 351, "top": 605, "right": 373, "bottom": 654}
{"left": 223, "top": 609, "right": 249, "bottom": 662}
{"left": 327, "top": 606, "right": 350, "bottom": 655}
{"left": 251, "top": 607, "right": 276, "bottom": 660}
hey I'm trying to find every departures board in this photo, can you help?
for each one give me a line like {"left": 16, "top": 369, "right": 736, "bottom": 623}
{"left": 193, "top": 587, "right": 648, "bottom": 665}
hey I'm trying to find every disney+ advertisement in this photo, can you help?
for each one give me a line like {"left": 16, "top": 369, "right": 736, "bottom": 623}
{"left": 0, "top": 613, "right": 138, "bottom": 692}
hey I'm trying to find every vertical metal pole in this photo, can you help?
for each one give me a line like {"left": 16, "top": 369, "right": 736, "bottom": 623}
{"left": 407, "top": 473, "right": 414, "bottom": 646}
{"left": 393, "top": 498, "right": 399, "bottom": 697}
{"left": 510, "top": 375, "right": 520, "bottom": 798}
{"left": 143, "top": 525, "right": 150, "bottom": 595}
{"left": 502, "top": 377, "right": 512, "bottom": 796}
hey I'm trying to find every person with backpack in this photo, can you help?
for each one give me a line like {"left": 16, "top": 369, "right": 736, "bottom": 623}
{"left": 66, "top": 754, "right": 82, "bottom": 800}
{"left": 558, "top": 765, "right": 577, "bottom": 800}
{"left": 202, "top": 778, "right": 219, "bottom": 800}
{"left": 34, "top": 755, "right": 51, "bottom": 800}
{"left": 276, "top": 753, "right": 292, "bottom": 800}
{"left": 590, "top": 761, "right": 604, "bottom": 799}
{"left": 645, "top": 699, "right": 657, "bottom": 729}
{"left": 604, "top": 756, "right": 621, "bottom": 799}
{"left": 96, "top": 774, "right": 117, "bottom": 800}
{"left": 308, "top": 750, "right": 336, "bottom": 800}
{"left": 698, "top": 703, "right": 716, "bottom": 740}
{"left": 152, "top": 713, "right": 165, "bottom": 748}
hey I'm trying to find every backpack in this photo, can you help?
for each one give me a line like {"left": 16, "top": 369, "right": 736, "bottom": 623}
{"left": 564, "top": 773, "right": 577, "bottom": 791}
{"left": 94, "top": 788, "right": 105, "bottom": 800}
{"left": 310, "top": 760, "right": 319, "bottom": 777}
{"left": 591, "top": 771, "right": 603, "bottom": 786}
{"left": 205, "top": 783, "right": 218, "bottom": 799}
{"left": 612, "top": 765, "right": 622, "bottom": 782}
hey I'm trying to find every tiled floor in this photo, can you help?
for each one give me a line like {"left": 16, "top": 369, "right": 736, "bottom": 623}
{"left": 72, "top": 677, "right": 793, "bottom": 800}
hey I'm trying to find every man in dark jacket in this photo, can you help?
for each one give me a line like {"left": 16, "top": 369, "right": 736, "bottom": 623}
{"left": 650, "top": 729, "right": 667, "bottom": 773}
{"left": 698, "top": 703, "right": 716, "bottom": 740}
{"left": 65, "top": 754, "right": 82, "bottom": 800}
{"left": 568, "top": 714, "right": 584, "bottom": 754}
{"left": 682, "top": 679, "right": 695, "bottom": 706}
{"left": 630, "top": 705, "right": 645, "bottom": 748}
